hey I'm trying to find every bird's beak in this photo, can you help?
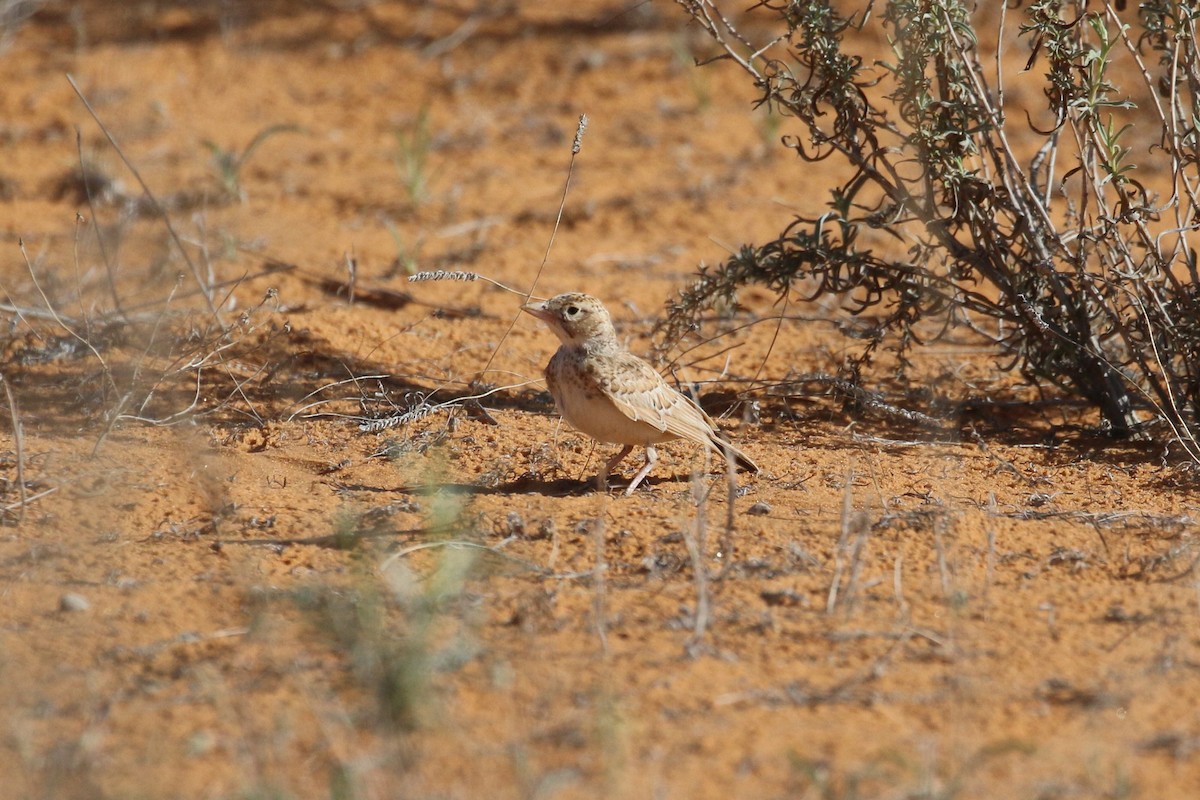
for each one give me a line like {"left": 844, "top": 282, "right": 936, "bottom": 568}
{"left": 521, "top": 300, "right": 552, "bottom": 324}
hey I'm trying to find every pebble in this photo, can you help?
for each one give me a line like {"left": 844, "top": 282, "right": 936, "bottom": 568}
{"left": 746, "top": 501, "right": 772, "bottom": 516}
{"left": 59, "top": 593, "right": 90, "bottom": 613}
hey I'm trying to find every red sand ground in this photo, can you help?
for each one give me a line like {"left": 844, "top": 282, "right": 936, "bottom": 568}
{"left": 1, "top": 2, "right": 1199, "bottom": 798}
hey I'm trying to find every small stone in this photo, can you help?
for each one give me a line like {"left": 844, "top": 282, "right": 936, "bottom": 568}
{"left": 532, "top": 518, "right": 556, "bottom": 540}
{"left": 746, "top": 501, "right": 771, "bottom": 516}
{"left": 59, "top": 593, "right": 90, "bottom": 612}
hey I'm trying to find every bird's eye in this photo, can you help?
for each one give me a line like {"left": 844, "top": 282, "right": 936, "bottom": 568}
{"left": 566, "top": 305, "right": 580, "bottom": 316}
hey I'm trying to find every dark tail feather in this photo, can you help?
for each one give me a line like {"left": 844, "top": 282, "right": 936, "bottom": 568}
{"left": 711, "top": 434, "right": 759, "bottom": 473}
{"left": 733, "top": 449, "right": 759, "bottom": 473}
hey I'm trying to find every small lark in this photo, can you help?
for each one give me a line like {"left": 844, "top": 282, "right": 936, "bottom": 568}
{"left": 523, "top": 292, "right": 758, "bottom": 495}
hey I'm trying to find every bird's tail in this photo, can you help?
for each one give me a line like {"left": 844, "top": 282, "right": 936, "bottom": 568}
{"left": 709, "top": 433, "right": 759, "bottom": 473}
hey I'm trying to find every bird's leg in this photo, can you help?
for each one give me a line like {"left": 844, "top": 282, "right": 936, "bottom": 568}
{"left": 598, "top": 445, "right": 633, "bottom": 492}
{"left": 624, "top": 446, "right": 657, "bottom": 496}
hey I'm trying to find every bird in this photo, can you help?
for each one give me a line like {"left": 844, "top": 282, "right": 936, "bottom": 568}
{"left": 522, "top": 292, "right": 758, "bottom": 495}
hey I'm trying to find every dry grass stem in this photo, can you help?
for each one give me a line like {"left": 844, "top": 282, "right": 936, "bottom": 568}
{"left": 892, "top": 556, "right": 905, "bottom": 613}
{"left": 19, "top": 238, "right": 117, "bottom": 398}
{"left": 471, "top": 113, "right": 588, "bottom": 385}
{"left": 0, "top": 373, "right": 25, "bottom": 521}
{"left": 407, "top": 270, "right": 529, "bottom": 298}
{"left": 591, "top": 515, "right": 609, "bottom": 657}
{"left": 934, "top": 520, "right": 953, "bottom": 600}
{"left": 67, "top": 74, "right": 225, "bottom": 325}
{"left": 74, "top": 131, "right": 124, "bottom": 320}
{"left": 718, "top": 442, "right": 737, "bottom": 578}
{"left": 347, "top": 379, "right": 538, "bottom": 432}
{"left": 2, "top": 485, "right": 58, "bottom": 514}
{"left": 682, "top": 471, "right": 711, "bottom": 654}
{"left": 826, "top": 466, "right": 856, "bottom": 615}
{"left": 345, "top": 252, "right": 357, "bottom": 306}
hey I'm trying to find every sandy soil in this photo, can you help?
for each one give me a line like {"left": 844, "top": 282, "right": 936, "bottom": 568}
{"left": 2, "top": 2, "right": 1199, "bottom": 798}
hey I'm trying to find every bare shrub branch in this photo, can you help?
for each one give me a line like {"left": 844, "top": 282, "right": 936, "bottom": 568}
{"left": 668, "top": 0, "right": 1200, "bottom": 460}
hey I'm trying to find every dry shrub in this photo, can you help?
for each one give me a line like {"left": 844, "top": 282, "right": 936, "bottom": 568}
{"left": 666, "top": 0, "right": 1200, "bottom": 459}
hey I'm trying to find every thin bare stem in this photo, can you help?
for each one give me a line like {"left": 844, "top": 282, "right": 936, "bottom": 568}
{"left": 474, "top": 114, "right": 588, "bottom": 384}
{"left": 75, "top": 128, "right": 125, "bottom": 320}
{"left": 18, "top": 238, "right": 118, "bottom": 398}
{"left": 826, "top": 466, "right": 855, "bottom": 615}
{"left": 591, "top": 514, "right": 610, "bottom": 657}
{"left": 683, "top": 468, "right": 711, "bottom": 653}
{"left": 67, "top": 74, "right": 224, "bottom": 327}
{"left": 0, "top": 373, "right": 26, "bottom": 522}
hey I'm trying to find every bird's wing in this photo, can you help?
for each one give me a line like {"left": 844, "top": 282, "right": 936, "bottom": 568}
{"left": 587, "top": 353, "right": 716, "bottom": 442}
{"left": 584, "top": 351, "right": 759, "bottom": 472}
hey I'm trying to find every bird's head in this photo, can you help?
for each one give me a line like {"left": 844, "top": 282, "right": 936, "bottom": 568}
{"left": 522, "top": 293, "right": 617, "bottom": 348}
